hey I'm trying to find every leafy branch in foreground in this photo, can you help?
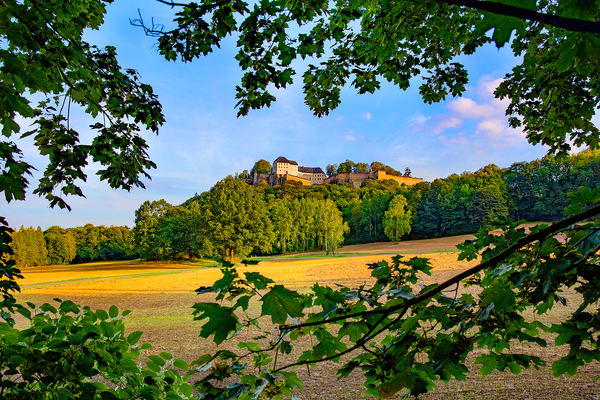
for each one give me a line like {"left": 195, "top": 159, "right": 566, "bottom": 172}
{"left": 189, "top": 187, "right": 600, "bottom": 399}
{"left": 0, "top": 299, "right": 194, "bottom": 399}
{"left": 141, "top": 0, "right": 600, "bottom": 153}
{"left": 1, "top": 0, "right": 165, "bottom": 209}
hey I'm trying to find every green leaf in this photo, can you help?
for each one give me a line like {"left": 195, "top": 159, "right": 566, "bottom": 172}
{"left": 127, "top": 331, "right": 143, "bottom": 345}
{"left": 148, "top": 355, "right": 166, "bottom": 367}
{"left": 338, "top": 322, "right": 369, "bottom": 342}
{"left": 146, "top": 360, "right": 161, "bottom": 373}
{"left": 173, "top": 359, "right": 189, "bottom": 370}
{"left": 261, "top": 285, "right": 305, "bottom": 325}
{"left": 96, "top": 309, "right": 109, "bottom": 321}
{"left": 180, "top": 382, "right": 193, "bottom": 397}
{"left": 552, "top": 356, "right": 583, "bottom": 377}
{"left": 475, "top": 354, "right": 502, "bottom": 376}
{"left": 120, "top": 359, "right": 140, "bottom": 373}
{"left": 192, "top": 303, "right": 238, "bottom": 345}
{"left": 244, "top": 271, "right": 274, "bottom": 290}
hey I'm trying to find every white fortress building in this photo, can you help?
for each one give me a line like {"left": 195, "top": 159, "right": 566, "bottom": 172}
{"left": 253, "top": 156, "right": 422, "bottom": 187}
{"left": 272, "top": 156, "right": 327, "bottom": 185}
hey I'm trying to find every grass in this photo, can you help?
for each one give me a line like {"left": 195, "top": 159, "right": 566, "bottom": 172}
{"left": 12, "top": 239, "right": 600, "bottom": 399}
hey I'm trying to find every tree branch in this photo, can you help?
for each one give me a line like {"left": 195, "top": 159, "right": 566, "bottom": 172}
{"left": 273, "top": 308, "right": 408, "bottom": 372}
{"left": 436, "top": 0, "right": 600, "bottom": 34}
{"left": 139, "top": 0, "right": 234, "bottom": 36}
{"left": 271, "top": 205, "right": 600, "bottom": 374}
{"left": 405, "top": 204, "right": 600, "bottom": 309}
{"left": 156, "top": 0, "right": 189, "bottom": 7}
{"left": 282, "top": 204, "right": 600, "bottom": 332}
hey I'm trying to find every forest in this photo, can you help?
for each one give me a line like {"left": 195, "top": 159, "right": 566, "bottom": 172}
{"left": 11, "top": 149, "right": 600, "bottom": 267}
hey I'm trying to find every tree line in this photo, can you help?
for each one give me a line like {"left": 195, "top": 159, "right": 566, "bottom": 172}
{"left": 130, "top": 177, "right": 348, "bottom": 262}
{"left": 9, "top": 224, "right": 131, "bottom": 268}
{"left": 130, "top": 149, "right": 600, "bottom": 262}
{"left": 12, "top": 149, "right": 600, "bottom": 266}
{"left": 325, "top": 160, "right": 412, "bottom": 177}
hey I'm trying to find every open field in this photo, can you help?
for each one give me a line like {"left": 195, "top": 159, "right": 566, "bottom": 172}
{"left": 12, "top": 237, "right": 600, "bottom": 399}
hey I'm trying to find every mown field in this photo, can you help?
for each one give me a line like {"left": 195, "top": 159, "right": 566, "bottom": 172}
{"left": 13, "top": 234, "right": 600, "bottom": 399}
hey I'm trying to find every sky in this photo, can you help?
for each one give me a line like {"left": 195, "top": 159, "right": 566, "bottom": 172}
{"left": 3, "top": 1, "right": 552, "bottom": 230}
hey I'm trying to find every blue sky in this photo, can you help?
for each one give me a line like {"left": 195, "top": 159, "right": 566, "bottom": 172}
{"left": 3, "top": 1, "right": 551, "bottom": 230}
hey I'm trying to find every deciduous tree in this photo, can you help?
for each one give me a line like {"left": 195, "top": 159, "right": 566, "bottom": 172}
{"left": 249, "top": 159, "right": 272, "bottom": 175}
{"left": 131, "top": 199, "right": 173, "bottom": 260}
{"left": 199, "top": 177, "right": 273, "bottom": 262}
{"left": 314, "top": 198, "right": 348, "bottom": 255}
{"left": 1, "top": 0, "right": 164, "bottom": 210}
{"left": 43, "top": 226, "right": 76, "bottom": 265}
{"left": 383, "top": 194, "right": 412, "bottom": 241}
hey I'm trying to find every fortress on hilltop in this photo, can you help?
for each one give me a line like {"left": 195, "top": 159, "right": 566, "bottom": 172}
{"left": 252, "top": 156, "right": 423, "bottom": 188}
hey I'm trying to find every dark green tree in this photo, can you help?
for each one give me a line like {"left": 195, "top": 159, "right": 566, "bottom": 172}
{"left": 199, "top": 177, "right": 273, "bottom": 262}
{"left": 43, "top": 226, "right": 76, "bottom": 265}
{"left": 337, "top": 159, "right": 356, "bottom": 174}
{"left": 156, "top": 202, "right": 203, "bottom": 260}
{"left": 131, "top": 199, "right": 173, "bottom": 260}
{"left": 249, "top": 159, "right": 272, "bottom": 175}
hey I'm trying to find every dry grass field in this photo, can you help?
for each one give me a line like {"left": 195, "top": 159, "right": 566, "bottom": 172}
{"left": 12, "top": 235, "right": 600, "bottom": 399}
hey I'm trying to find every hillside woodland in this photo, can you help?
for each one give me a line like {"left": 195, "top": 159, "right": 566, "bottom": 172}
{"left": 11, "top": 150, "right": 600, "bottom": 266}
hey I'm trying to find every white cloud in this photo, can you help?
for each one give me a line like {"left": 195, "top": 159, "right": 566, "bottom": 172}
{"left": 476, "top": 119, "right": 526, "bottom": 147}
{"left": 447, "top": 97, "right": 496, "bottom": 119}
{"left": 345, "top": 134, "right": 357, "bottom": 141}
{"left": 476, "top": 119, "right": 505, "bottom": 139}
{"left": 477, "top": 77, "right": 504, "bottom": 99}
{"left": 361, "top": 110, "right": 372, "bottom": 120}
{"left": 450, "top": 132, "right": 469, "bottom": 146}
{"left": 412, "top": 75, "right": 530, "bottom": 149}
{"left": 432, "top": 116, "right": 462, "bottom": 134}
{"left": 336, "top": 115, "right": 345, "bottom": 122}
{"left": 408, "top": 113, "right": 430, "bottom": 132}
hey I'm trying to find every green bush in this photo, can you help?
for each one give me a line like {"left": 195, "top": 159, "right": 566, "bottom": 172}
{"left": 0, "top": 300, "right": 193, "bottom": 400}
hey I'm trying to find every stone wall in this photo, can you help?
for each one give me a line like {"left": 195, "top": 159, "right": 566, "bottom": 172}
{"left": 283, "top": 174, "right": 311, "bottom": 186}
{"left": 323, "top": 171, "right": 423, "bottom": 187}
{"left": 376, "top": 171, "right": 423, "bottom": 186}
{"left": 256, "top": 165, "right": 423, "bottom": 188}
{"left": 253, "top": 172, "right": 271, "bottom": 185}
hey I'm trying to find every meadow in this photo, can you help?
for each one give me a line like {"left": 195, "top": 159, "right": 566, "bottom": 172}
{"left": 14, "top": 234, "right": 600, "bottom": 399}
